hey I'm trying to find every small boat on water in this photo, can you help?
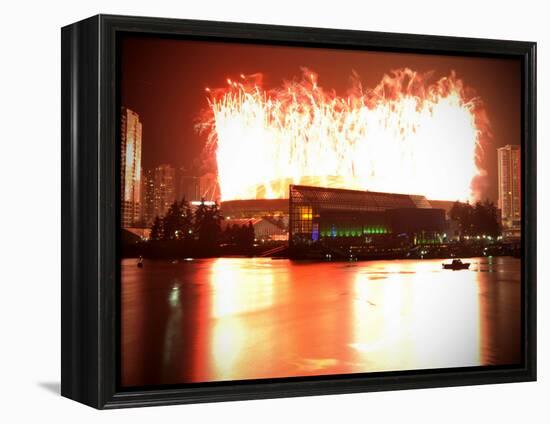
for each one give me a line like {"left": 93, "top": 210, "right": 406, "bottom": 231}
{"left": 442, "top": 259, "right": 470, "bottom": 270}
{"left": 137, "top": 256, "right": 144, "bottom": 268}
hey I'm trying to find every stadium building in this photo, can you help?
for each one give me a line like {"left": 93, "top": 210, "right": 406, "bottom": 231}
{"left": 288, "top": 185, "right": 447, "bottom": 256}
{"left": 219, "top": 185, "right": 449, "bottom": 255}
{"left": 220, "top": 198, "right": 288, "bottom": 219}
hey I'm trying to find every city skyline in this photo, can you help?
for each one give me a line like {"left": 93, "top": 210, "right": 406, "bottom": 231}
{"left": 121, "top": 103, "right": 520, "bottom": 230}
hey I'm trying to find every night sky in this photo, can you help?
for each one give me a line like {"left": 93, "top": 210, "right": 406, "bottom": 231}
{"left": 120, "top": 35, "right": 521, "bottom": 203}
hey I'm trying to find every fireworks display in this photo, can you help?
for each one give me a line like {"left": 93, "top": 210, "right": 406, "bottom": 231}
{"left": 197, "top": 68, "right": 490, "bottom": 202}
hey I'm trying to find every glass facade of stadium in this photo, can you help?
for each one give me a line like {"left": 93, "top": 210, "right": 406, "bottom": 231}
{"left": 289, "top": 185, "right": 447, "bottom": 257}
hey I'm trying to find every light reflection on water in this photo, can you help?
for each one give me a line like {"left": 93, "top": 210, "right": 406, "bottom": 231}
{"left": 121, "top": 256, "right": 521, "bottom": 387}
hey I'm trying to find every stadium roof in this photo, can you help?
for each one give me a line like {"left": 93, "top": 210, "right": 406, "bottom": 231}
{"left": 289, "top": 184, "right": 432, "bottom": 212}
{"left": 220, "top": 198, "right": 289, "bottom": 216}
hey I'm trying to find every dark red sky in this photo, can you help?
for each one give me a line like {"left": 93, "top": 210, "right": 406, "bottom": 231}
{"left": 120, "top": 35, "right": 521, "bottom": 203}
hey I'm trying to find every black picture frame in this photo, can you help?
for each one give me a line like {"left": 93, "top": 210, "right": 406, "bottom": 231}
{"left": 61, "top": 14, "right": 537, "bottom": 409}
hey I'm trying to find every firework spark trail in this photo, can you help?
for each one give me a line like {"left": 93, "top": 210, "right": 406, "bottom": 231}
{"left": 197, "top": 68, "right": 490, "bottom": 202}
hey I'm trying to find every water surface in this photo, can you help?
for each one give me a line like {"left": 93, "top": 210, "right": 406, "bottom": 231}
{"left": 121, "top": 256, "right": 521, "bottom": 387}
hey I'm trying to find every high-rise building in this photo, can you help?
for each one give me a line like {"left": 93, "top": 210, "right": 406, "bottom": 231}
{"left": 497, "top": 145, "right": 521, "bottom": 233}
{"left": 199, "top": 172, "right": 220, "bottom": 202}
{"left": 120, "top": 107, "right": 142, "bottom": 227}
{"left": 178, "top": 173, "right": 201, "bottom": 202}
{"left": 153, "top": 164, "right": 176, "bottom": 219}
{"left": 141, "top": 169, "right": 155, "bottom": 226}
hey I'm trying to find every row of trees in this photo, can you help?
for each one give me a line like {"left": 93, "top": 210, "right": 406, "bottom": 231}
{"left": 149, "top": 199, "right": 255, "bottom": 250}
{"left": 449, "top": 200, "right": 500, "bottom": 239}
{"left": 224, "top": 222, "right": 255, "bottom": 248}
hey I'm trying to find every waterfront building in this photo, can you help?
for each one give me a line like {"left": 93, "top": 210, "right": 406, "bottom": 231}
{"left": 497, "top": 145, "right": 521, "bottom": 238}
{"left": 221, "top": 217, "right": 288, "bottom": 242}
{"left": 120, "top": 107, "right": 142, "bottom": 227}
{"left": 220, "top": 198, "right": 289, "bottom": 219}
{"left": 288, "top": 185, "right": 446, "bottom": 254}
{"left": 199, "top": 173, "right": 220, "bottom": 201}
{"left": 153, "top": 164, "right": 176, "bottom": 220}
{"left": 178, "top": 172, "right": 201, "bottom": 202}
{"left": 140, "top": 169, "right": 155, "bottom": 226}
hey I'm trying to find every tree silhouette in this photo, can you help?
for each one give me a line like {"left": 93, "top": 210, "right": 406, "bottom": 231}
{"left": 245, "top": 221, "right": 255, "bottom": 247}
{"left": 450, "top": 200, "right": 500, "bottom": 239}
{"left": 473, "top": 200, "right": 500, "bottom": 237}
{"left": 162, "top": 199, "right": 193, "bottom": 241}
{"left": 150, "top": 216, "right": 162, "bottom": 241}
{"left": 194, "top": 200, "right": 223, "bottom": 249}
{"left": 223, "top": 224, "right": 237, "bottom": 244}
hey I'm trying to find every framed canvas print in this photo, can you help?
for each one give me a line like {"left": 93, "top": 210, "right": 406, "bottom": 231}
{"left": 61, "top": 14, "right": 536, "bottom": 409}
